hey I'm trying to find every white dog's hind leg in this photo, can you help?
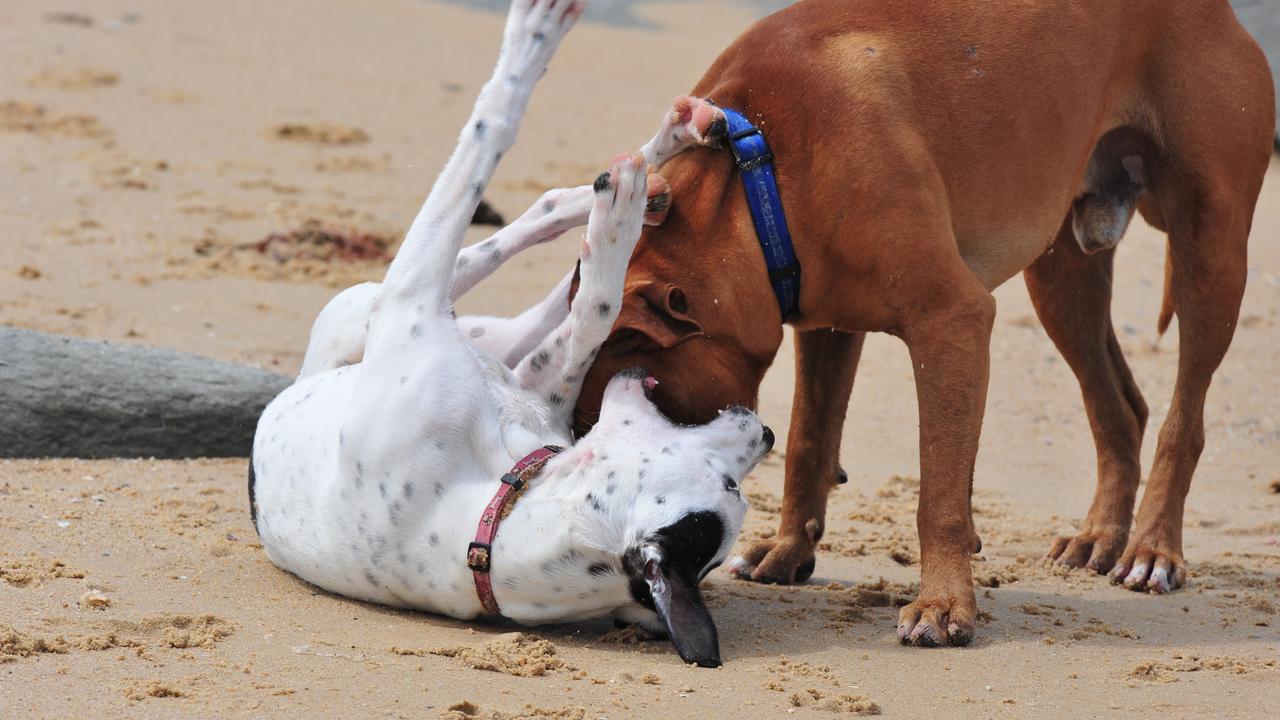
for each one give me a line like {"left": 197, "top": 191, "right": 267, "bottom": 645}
{"left": 370, "top": 0, "right": 583, "bottom": 334}
{"left": 458, "top": 269, "right": 574, "bottom": 367}
{"left": 513, "top": 154, "right": 649, "bottom": 421}
{"left": 339, "top": 0, "right": 584, "bottom": 463}
{"left": 298, "top": 282, "right": 380, "bottom": 379}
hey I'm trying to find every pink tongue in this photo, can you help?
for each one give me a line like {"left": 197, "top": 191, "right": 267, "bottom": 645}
{"left": 643, "top": 376, "right": 659, "bottom": 391}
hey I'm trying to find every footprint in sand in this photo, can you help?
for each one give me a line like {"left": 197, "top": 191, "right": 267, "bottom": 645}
{"left": 0, "top": 100, "right": 110, "bottom": 140}
{"left": 27, "top": 68, "right": 120, "bottom": 90}
{"left": 269, "top": 122, "right": 370, "bottom": 145}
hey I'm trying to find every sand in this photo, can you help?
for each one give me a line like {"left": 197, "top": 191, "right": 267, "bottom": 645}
{"left": 1, "top": 0, "right": 1278, "bottom": 717}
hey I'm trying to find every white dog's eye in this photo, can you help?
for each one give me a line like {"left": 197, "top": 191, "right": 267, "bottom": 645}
{"left": 721, "top": 474, "right": 739, "bottom": 495}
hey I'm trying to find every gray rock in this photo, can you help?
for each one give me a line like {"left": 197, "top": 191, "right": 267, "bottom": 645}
{"left": 0, "top": 327, "right": 291, "bottom": 459}
{"left": 1232, "top": 0, "right": 1280, "bottom": 149}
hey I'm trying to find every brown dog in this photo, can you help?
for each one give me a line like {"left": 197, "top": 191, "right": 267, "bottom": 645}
{"left": 572, "top": 0, "right": 1275, "bottom": 647}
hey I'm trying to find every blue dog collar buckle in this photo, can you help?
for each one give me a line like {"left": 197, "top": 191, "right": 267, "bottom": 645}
{"left": 728, "top": 126, "right": 774, "bottom": 171}
{"left": 721, "top": 107, "right": 801, "bottom": 320}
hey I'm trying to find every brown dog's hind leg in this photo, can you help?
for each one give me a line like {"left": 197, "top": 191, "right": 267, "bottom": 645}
{"left": 1026, "top": 220, "right": 1147, "bottom": 573}
{"left": 729, "top": 329, "right": 864, "bottom": 584}
{"left": 1111, "top": 195, "right": 1250, "bottom": 593}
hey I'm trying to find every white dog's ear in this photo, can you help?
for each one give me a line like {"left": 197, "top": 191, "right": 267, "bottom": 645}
{"left": 637, "top": 544, "right": 721, "bottom": 668}
{"left": 623, "top": 511, "right": 727, "bottom": 668}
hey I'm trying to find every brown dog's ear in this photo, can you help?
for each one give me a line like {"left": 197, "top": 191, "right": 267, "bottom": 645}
{"left": 607, "top": 280, "right": 703, "bottom": 354}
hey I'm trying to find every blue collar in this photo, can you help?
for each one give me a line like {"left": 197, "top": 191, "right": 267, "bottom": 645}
{"left": 722, "top": 107, "right": 800, "bottom": 320}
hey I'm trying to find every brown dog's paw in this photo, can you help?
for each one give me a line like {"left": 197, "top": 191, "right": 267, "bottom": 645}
{"left": 1044, "top": 525, "right": 1128, "bottom": 574}
{"left": 726, "top": 536, "right": 816, "bottom": 585}
{"left": 1108, "top": 536, "right": 1187, "bottom": 594}
{"left": 897, "top": 588, "right": 978, "bottom": 647}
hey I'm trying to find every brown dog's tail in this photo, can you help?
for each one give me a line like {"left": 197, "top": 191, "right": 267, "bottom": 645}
{"left": 1157, "top": 241, "right": 1175, "bottom": 337}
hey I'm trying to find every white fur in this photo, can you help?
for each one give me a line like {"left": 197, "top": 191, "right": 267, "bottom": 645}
{"left": 298, "top": 97, "right": 721, "bottom": 379}
{"left": 252, "top": 0, "right": 765, "bottom": 632}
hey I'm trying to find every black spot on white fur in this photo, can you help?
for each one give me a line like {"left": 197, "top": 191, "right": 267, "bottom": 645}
{"left": 593, "top": 172, "right": 612, "bottom": 193}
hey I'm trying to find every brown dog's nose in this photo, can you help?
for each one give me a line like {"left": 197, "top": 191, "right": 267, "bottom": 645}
{"left": 761, "top": 426, "right": 775, "bottom": 453}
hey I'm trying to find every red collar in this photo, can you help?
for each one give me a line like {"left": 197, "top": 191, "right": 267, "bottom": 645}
{"left": 466, "top": 445, "right": 563, "bottom": 616}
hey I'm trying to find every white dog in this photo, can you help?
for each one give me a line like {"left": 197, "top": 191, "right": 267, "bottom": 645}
{"left": 250, "top": 0, "right": 770, "bottom": 667}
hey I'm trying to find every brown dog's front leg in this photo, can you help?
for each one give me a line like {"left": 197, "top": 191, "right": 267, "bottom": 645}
{"left": 729, "top": 328, "right": 864, "bottom": 584}
{"left": 897, "top": 284, "right": 994, "bottom": 647}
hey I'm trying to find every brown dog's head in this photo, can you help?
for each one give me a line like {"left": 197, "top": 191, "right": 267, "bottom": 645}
{"left": 572, "top": 150, "right": 785, "bottom": 433}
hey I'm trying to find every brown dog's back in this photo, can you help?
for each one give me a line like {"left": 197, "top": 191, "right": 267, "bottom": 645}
{"left": 689, "top": 0, "right": 1272, "bottom": 290}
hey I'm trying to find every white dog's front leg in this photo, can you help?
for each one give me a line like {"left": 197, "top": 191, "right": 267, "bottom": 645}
{"left": 450, "top": 187, "right": 593, "bottom": 300}
{"left": 514, "top": 154, "right": 648, "bottom": 419}
{"left": 638, "top": 95, "right": 728, "bottom": 167}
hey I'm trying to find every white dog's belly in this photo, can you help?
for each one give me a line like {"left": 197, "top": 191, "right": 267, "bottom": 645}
{"left": 252, "top": 366, "right": 497, "bottom": 619}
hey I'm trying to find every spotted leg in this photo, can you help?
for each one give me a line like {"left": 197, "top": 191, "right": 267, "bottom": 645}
{"left": 301, "top": 0, "right": 582, "bottom": 381}
{"left": 513, "top": 154, "right": 648, "bottom": 420}
{"left": 372, "top": 0, "right": 584, "bottom": 320}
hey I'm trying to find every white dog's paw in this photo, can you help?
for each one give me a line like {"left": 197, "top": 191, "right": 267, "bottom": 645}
{"left": 641, "top": 95, "right": 728, "bottom": 167}
{"left": 666, "top": 96, "right": 727, "bottom": 147}
{"left": 501, "top": 0, "right": 586, "bottom": 83}
{"left": 586, "top": 153, "right": 647, "bottom": 262}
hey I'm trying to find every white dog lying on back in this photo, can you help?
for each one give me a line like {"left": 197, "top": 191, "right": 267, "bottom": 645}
{"left": 249, "top": 0, "right": 771, "bottom": 667}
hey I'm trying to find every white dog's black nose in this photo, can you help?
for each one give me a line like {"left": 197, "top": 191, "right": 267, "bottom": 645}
{"left": 761, "top": 426, "right": 775, "bottom": 453}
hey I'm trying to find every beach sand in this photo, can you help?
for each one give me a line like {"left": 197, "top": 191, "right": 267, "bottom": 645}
{"left": 1, "top": 1, "right": 1278, "bottom": 717}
